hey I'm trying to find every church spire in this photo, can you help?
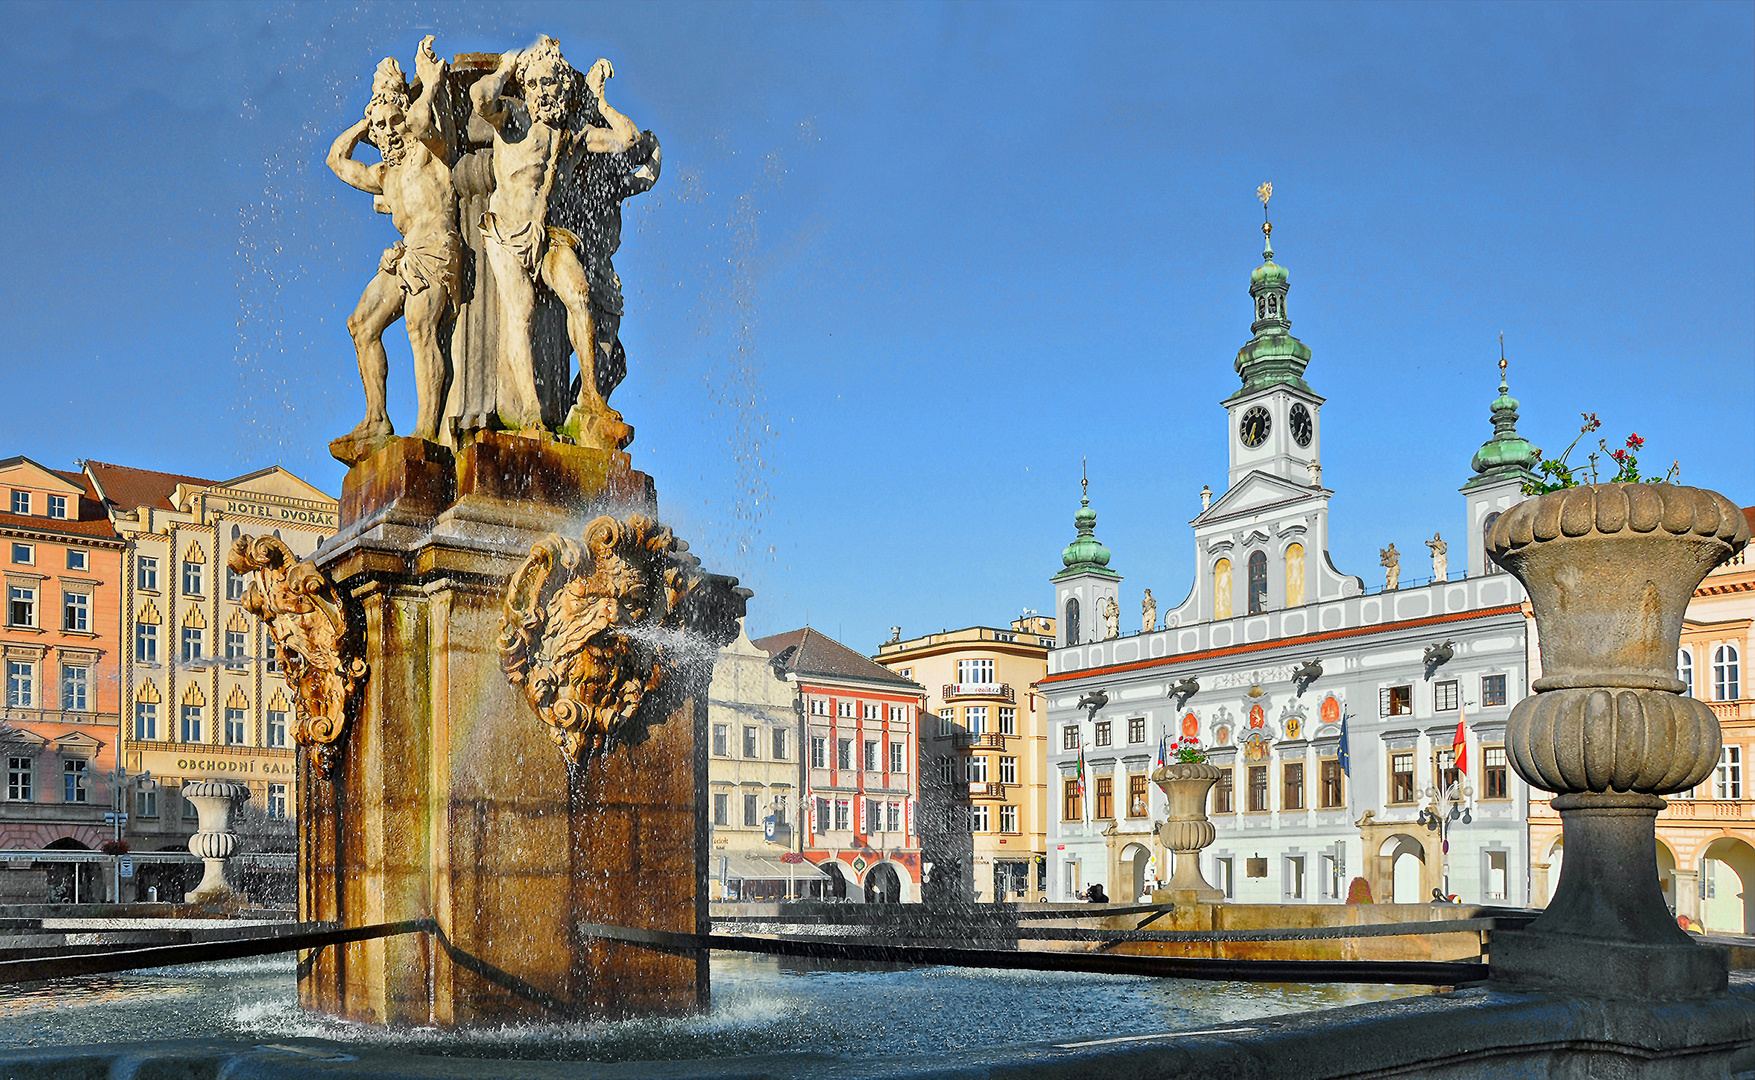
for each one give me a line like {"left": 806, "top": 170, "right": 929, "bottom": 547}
{"left": 1056, "top": 462, "right": 1116, "bottom": 579}
{"left": 1230, "top": 182, "right": 1314, "bottom": 401}
{"left": 1467, "top": 336, "right": 1540, "bottom": 482}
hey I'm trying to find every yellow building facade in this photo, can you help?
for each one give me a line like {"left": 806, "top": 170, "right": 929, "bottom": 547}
{"left": 875, "top": 616, "right": 1054, "bottom": 902}
{"left": 86, "top": 461, "right": 337, "bottom": 886}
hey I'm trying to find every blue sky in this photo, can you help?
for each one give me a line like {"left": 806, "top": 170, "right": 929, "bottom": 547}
{"left": 0, "top": 2, "right": 1749, "bottom": 653}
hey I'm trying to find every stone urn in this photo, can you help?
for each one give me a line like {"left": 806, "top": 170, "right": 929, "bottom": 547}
{"left": 1152, "top": 760, "right": 1225, "bottom": 903}
{"left": 1486, "top": 483, "right": 1749, "bottom": 998}
{"left": 183, "top": 779, "right": 250, "bottom": 905}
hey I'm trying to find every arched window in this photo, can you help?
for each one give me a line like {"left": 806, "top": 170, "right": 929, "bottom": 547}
{"left": 1266, "top": 294, "right": 1278, "bottom": 317}
{"left": 1064, "top": 598, "right": 1080, "bottom": 646}
{"left": 1213, "top": 559, "right": 1233, "bottom": 620}
{"left": 1715, "top": 644, "right": 1741, "bottom": 702}
{"left": 1247, "top": 551, "right": 1268, "bottom": 614}
{"left": 1679, "top": 648, "right": 1695, "bottom": 697}
{"left": 1284, "top": 543, "right": 1306, "bottom": 607}
{"left": 1482, "top": 511, "right": 1502, "bottom": 573}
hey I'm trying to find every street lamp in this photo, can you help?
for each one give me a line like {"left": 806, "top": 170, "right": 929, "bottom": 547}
{"left": 100, "top": 763, "right": 154, "bottom": 903}
{"left": 1416, "top": 773, "right": 1472, "bottom": 902}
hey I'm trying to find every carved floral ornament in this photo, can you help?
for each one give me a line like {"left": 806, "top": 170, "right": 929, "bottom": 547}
{"left": 228, "top": 536, "right": 368, "bottom": 774}
{"left": 500, "top": 514, "right": 744, "bottom": 768}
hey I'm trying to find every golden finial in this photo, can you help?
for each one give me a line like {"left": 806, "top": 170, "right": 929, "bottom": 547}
{"left": 1257, "top": 182, "right": 1274, "bottom": 252}
{"left": 1499, "top": 332, "right": 1508, "bottom": 390}
{"left": 1081, "top": 457, "right": 1088, "bottom": 500}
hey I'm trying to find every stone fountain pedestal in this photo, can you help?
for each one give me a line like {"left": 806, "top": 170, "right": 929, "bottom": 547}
{"left": 297, "top": 432, "right": 742, "bottom": 1026}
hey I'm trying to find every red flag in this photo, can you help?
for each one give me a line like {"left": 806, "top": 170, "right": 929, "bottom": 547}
{"left": 1453, "top": 718, "right": 1469, "bottom": 776}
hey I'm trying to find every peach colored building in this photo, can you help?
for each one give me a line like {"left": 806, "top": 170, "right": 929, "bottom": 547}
{"left": 0, "top": 456, "right": 126, "bottom": 900}
{"left": 1529, "top": 506, "right": 1755, "bottom": 933}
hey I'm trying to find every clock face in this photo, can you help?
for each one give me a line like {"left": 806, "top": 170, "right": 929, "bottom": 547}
{"left": 1240, "top": 405, "right": 1270, "bottom": 449}
{"left": 1290, "top": 403, "right": 1313, "bottom": 447}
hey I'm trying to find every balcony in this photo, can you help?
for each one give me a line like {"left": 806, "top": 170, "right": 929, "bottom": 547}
{"left": 968, "top": 781, "right": 1008, "bottom": 799}
{"left": 1662, "top": 799, "right": 1755, "bottom": 821}
{"left": 942, "top": 682, "right": 1014, "bottom": 703}
{"left": 953, "top": 731, "right": 1010, "bottom": 750}
{"left": 1709, "top": 699, "right": 1755, "bottom": 724}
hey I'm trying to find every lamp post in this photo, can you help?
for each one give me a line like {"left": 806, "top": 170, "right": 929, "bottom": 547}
{"left": 100, "top": 763, "right": 154, "bottom": 903}
{"left": 1416, "top": 772, "right": 1472, "bottom": 901}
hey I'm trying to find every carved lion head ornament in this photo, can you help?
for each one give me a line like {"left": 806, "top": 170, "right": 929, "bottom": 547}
{"left": 500, "top": 514, "right": 746, "bottom": 768}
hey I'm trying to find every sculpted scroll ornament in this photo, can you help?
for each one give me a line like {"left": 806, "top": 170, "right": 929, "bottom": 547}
{"left": 500, "top": 514, "right": 740, "bottom": 768}
{"left": 228, "top": 536, "right": 368, "bottom": 774}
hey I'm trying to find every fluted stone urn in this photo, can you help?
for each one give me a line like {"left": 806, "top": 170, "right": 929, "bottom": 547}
{"left": 182, "top": 779, "right": 250, "bottom": 905}
{"left": 1487, "top": 483, "right": 1749, "bottom": 998}
{"left": 1152, "top": 761, "right": 1225, "bottom": 903}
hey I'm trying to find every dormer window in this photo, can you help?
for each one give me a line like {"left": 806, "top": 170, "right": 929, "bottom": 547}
{"left": 8, "top": 491, "right": 27, "bottom": 515}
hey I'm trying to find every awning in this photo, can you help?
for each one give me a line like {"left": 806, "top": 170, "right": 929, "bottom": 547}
{"left": 717, "top": 853, "right": 830, "bottom": 882}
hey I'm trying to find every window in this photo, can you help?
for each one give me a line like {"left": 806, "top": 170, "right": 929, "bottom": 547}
{"left": 1247, "top": 550, "right": 1268, "bottom": 614}
{"left": 1095, "top": 775, "right": 1114, "bottom": 820}
{"left": 998, "top": 707, "right": 1016, "bottom": 735}
{"left": 46, "top": 495, "right": 66, "bottom": 519}
{"left": 1717, "top": 746, "right": 1742, "bottom": 800}
{"left": 226, "top": 629, "right": 246, "bottom": 668}
{"left": 888, "top": 705, "right": 910, "bottom": 723}
{"left": 265, "top": 640, "right": 279, "bottom": 673}
{"left": 1391, "top": 752, "right": 1415, "bottom": 803}
{"left": 1434, "top": 680, "right": 1459, "bottom": 712}
{"left": 965, "top": 706, "right": 987, "bottom": 735}
{"left": 136, "top": 623, "right": 158, "bottom": 663}
{"left": 745, "top": 793, "right": 759, "bottom": 827}
{"left": 135, "top": 702, "right": 157, "bottom": 740}
{"left": 1283, "top": 761, "right": 1305, "bottom": 810}
{"left": 966, "top": 756, "right": 989, "bottom": 783}
{"left": 136, "top": 787, "right": 157, "bottom": 817}
{"left": 61, "top": 665, "right": 87, "bottom": 711}
{"left": 1247, "top": 765, "right": 1268, "bottom": 812}
{"left": 1094, "top": 720, "right": 1111, "bottom": 747}
{"left": 864, "top": 740, "right": 879, "bottom": 771}
{"left": 890, "top": 741, "right": 905, "bottom": 773}
{"left": 935, "top": 708, "right": 954, "bottom": 737}
{"left": 837, "top": 701, "right": 854, "bottom": 718}
{"left": 1484, "top": 747, "right": 1508, "bottom": 799}
{"left": 137, "top": 557, "right": 158, "bottom": 592}
{"left": 772, "top": 728, "right": 788, "bottom": 760}
{"left": 1322, "top": 852, "right": 1341, "bottom": 898}
{"left": 810, "top": 736, "right": 826, "bottom": 768}
{"left": 712, "top": 793, "right": 728, "bottom": 826}
{"left": 181, "top": 704, "right": 202, "bottom": 743}
{"left": 1063, "top": 725, "right": 1080, "bottom": 750}
{"left": 1001, "top": 804, "right": 1018, "bottom": 833}
{"left": 970, "top": 805, "right": 990, "bottom": 832}
{"left": 810, "top": 698, "right": 828, "bottom": 716}
{"left": 1679, "top": 650, "right": 1695, "bottom": 697}
{"left": 268, "top": 784, "right": 288, "bottom": 821}
{"left": 1000, "top": 755, "right": 1017, "bottom": 784}
{"left": 1482, "top": 674, "right": 1508, "bottom": 707}
{"left": 834, "top": 799, "right": 850, "bottom": 831}
{"left": 1380, "top": 685, "right": 1413, "bottom": 716}
{"left": 1485, "top": 850, "right": 1508, "bottom": 901}
{"left": 956, "top": 658, "right": 994, "bottom": 685}
{"left": 267, "top": 710, "right": 288, "bottom": 748}
{"left": 743, "top": 726, "right": 758, "bottom": 759}
{"left": 5, "top": 661, "right": 33, "bottom": 707}
{"left": 863, "top": 704, "right": 880, "bottom": 720}
{"left": 9, "top": 490, "right": 28, "bottom": 514}
{"left": 1064, "top": 597, "right": 1080, "bottom": 644}
{"left": 10, "top": 543, "right": 32, "bottom": 565}
{"left": 711, "top": 725, "right": 728, "bottom": 756}
{"left": 1286, "top": 855, "right": 1305, "bottom": 900}
{"left": 62, "top": 591, "right": 88, "bottom": 632}
{"left": 65, "top": 548, "right": 87, "bottom": 571}
{"left": 1128, "top": 717, "right": 1146, "bottom": 744}
{"left": 865, "top": 799, "right": 881, "bottom": 834}
{"left": 1715, "top": 645, "right": 1741, "bottom": 701}
{"left": 837, "top": 738, "right": 852, "bottom": 770}
{"left": 939, "top": 755, "right": 954, "bottom": 783}
{"left": 1215, "top": 769, "right": 1234, "bottom": 813}
{"left": 1321, "top": 759, "right": 1343, "bottom": 808}
{"left": 63, "top": 759, "right": 87, "bottom": 803}
{"left": 1437, "top": 748, "right": 1460, "bottom": 791}
{"left": 1063, "top": 778, "right": 1081, "bottom": 820}
{"left": 1215, "top": 856, "right": 1234, "bottom": 899}
{"left": 811, "top": 797, "right": 827, "bottom": 834}
{"left": 226, "top": 568, "right": 245, "bottom": 601}
{"left": 8, "top": 584, "right": 36, "bottom": 627}
{"left": 225, "top": 708, "right": 246, "bottom": 745}
{"left": 1128, "top": 773, "right": 1148, "bottom": 817}
{"left": 183, "top": 559, "right": 203, "bottom": 596}
{"left": 887, "top": 801, "right": 902, "bottom": 831}
{"left": 181, "top": 626, "right": 204, "bottom": 664}
{"left": 6, "top": 757, "right": 31, "bottom": 802}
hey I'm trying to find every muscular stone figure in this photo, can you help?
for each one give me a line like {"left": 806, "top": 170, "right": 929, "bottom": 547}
{"left": 326, "top": 37, "right": 461, "bottom": 464}
{"left": 470, "top": 38, "right": 653, "bottom": 450}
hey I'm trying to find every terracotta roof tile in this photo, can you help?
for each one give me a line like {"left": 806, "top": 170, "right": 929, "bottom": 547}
{"left": 84, "top": 460, "right": 219, "bottom": 513}
{"left": 752, "top": 627, "right": 919, "bottom": 688}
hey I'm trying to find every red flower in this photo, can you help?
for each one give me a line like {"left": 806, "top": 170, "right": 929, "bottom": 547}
{"left": 1610, "top": 449, "right": 1627, "bottom": 464}
{"left": 1626, "top": 434, "right": 1645, "bottom": 450}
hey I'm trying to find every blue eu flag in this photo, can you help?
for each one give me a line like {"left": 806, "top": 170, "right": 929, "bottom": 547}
{"left": 1338, "top": 713, "right": 1351, "bottom": 777}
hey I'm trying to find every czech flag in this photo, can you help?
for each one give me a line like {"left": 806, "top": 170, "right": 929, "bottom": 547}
{"left": 1157, "top": 733, "right": 1169, "bottom": 770}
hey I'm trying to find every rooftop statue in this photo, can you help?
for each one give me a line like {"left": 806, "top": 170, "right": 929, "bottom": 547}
{"left": 1380, "top": 543, "right": 1400, "bottom": 590}
{"left": 326, "top": 38, "right": 462, "bottom": 465}
{"left": 1426, "top": 532, "right": 1448, "bottom": 581}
